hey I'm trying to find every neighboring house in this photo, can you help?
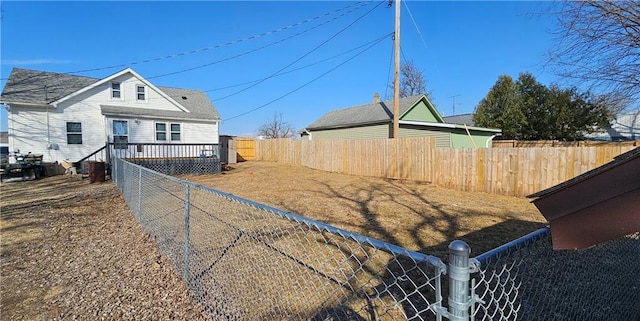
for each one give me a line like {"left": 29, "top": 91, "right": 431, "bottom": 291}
{"left": 301, "top": 94, "right": 501, "bottom": 148}
{"left": 0, "top": 68, "right": 220, "bottom": 163}
{"left": 585, "top": 110, "right": 640, "bottom": 141}
{"left": 442, "top": 113, "right": 475, "bottom": 127}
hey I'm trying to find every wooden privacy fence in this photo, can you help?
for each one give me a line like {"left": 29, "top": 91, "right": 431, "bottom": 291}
{"left": 255, "top": 138, "right": 635, "bottom": 197}
{"left": 236, "top": 138, "right": 257, "bottom": 161}
{"left": 493, "top": 140, "right": 639, "bottom": 148}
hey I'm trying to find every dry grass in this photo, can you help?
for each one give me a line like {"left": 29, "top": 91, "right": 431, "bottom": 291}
{"left": 0, "top": 176, "right": 206, "bottom": 320}
{"left": 1, "top": 161, "right": 548, "bottom": 320}
{"left": 183, "top": 161, "right": 547, "bottom": 258}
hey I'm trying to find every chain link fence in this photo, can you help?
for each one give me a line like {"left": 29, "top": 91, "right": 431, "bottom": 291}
{"left": 112, "top": 158, "right": 640, "bottom": 320}
{"left": 472, "top": 228, "right": 640, "bottom": 321}
{"left": 113, "top": 158, "right": 450, "bottom": 320}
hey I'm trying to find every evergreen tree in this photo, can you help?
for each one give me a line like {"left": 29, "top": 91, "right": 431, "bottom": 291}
{"left": 474, "top": 73, "right": 612, "bottom": 140}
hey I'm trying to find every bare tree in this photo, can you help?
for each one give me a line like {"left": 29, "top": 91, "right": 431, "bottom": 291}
{"left": 258, "top": 113, "right": 295, "bottom": 139}
{"left": 388, "top": 60, "right": 432, "bottom": 99}
{"left": 548, "top": 1, "right": 640, "bottom": 112}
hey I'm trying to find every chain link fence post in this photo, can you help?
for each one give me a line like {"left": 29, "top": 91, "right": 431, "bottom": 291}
{"left": 183, "top": 184, "right": 191, "bottom": 282}
{"left": 136, "top": 166, "right": 142, "bottom": 221}
{"left": 448, "top": 240, "right": 471, "bottom": 321}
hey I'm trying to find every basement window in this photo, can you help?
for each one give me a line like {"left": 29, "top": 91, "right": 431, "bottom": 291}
{"left": 66, "top": 122, "right": 83, "bottom": 144}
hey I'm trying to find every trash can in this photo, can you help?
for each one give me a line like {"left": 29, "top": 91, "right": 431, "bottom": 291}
{"left": 88, "top": 161, "right": 106, "bottom": 183}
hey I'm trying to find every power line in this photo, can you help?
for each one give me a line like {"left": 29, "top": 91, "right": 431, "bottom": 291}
{"left": 0, "top": 1, "right": 369, "bottom": 82}
{"left": 403, "top": 0, "right": 429, "bottom": 50}
{"left": 204, "top": 33, "right": 392, "bottom": 93}
{"left": 148, "top": 1, "right": 378, "bottom": 81}
{"left": 36, "top": 34, "right": 394, "bottom": 106}
{"left": 67, "top": 2, "right": 371, "bottom": 76}
{"left": 385, "top": 38, "right": 394, "bottom": 99}
{"left": 212, "top": 0, "right": 387, "bottom": 101}
{"left": 224, "top": 32, "right": 393, "bottom": 122}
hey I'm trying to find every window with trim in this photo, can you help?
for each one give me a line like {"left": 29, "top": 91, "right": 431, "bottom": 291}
{"left": 171, "top": 124, "right": 181, "bottom": 141}
{"left": 155, "top": 122, "right": 181, "bottom": 141}
{"left": 111, "top": 82, "right": 121, "bottom": 98}
{"left": 66, "top": 122, "right": 82, "bottom": 144}
{"left": 136, "top": 85, "right": 146, "bottom": 100}
{"left": 113, "top": 120, "right": 128, "bottom": 149}
{"left": 155, "top": 123, "right": 167, "bottom": 141}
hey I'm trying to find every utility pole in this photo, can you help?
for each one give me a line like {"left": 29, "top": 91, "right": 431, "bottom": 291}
{"left": 393, "top": 0, "right": 401, "bottom": 138}
{"left": 448, "top": 94, "right": 461, "bottom": 116}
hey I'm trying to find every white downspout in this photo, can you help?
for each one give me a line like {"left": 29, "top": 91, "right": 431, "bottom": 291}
{"left": 485, "top": 133, "right": 502, "bottom": 148}
{"left": 304, "top": 129, "right": 312, "bottom": 140}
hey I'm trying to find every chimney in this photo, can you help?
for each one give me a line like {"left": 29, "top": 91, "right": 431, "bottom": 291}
{"left": 373, "top": 92, "right": 380, "bottom": 103}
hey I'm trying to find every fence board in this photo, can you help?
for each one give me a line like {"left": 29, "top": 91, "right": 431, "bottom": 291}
{"left": 237, "top": 138, "right": 256, "bottom": 161}
{"left": 254, "top": 138, "right": 634, "bottom": 197}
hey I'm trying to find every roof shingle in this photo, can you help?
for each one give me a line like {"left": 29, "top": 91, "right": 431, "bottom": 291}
{"left": 306, "top": 95, "right": 424, "bottom": 130}
{"left": 0, "top": 68, "right": 220, "bottom": 120}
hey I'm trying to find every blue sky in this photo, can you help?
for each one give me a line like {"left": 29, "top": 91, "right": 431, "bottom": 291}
{"left": 0, "top": 1, "right": 559, "bottom": 136}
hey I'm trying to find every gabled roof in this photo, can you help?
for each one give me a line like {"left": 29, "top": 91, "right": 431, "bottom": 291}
{"left": 306, "top": 95, "right": 428, "bottom": 130}
{"left": 1, "top": 68, "right": 98, "bottom": 105}
{"left": 0, "top": 68, "right": 220, "bottom": 120}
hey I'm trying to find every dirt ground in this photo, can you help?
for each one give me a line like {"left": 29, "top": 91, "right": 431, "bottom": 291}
{"left": 0, "top": 175, "right": 206, "bottom": 320}
{"left": 1, "top": 161, "right": 547, "bottom": 320}
{"left": 183, "top": 161, "right": 547, "bottom": 257}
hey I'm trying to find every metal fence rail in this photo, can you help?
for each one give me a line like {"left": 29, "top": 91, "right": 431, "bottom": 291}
{"left": 113, "top": 158, "right": 450, "bottom": 320}
{"left": 112, "top": 157, "right": 640, "bottom": 320}
{"left": 472, "top": 227, "right": 640, "bottom": 321}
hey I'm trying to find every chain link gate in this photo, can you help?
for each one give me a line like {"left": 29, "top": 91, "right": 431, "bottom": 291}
{"left": 112, "top": 158, "right": 640, "bottom": 320}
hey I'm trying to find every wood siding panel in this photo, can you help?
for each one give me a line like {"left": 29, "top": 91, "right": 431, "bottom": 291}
{"left": 399, "top": 126, "right": 450, "bottom": 148}
{"left": 311, "top": 124, "right": 390, "bottom": 140}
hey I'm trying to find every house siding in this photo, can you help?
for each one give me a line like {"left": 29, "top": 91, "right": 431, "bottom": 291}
{"left": 401, "top": 100, "right": 440, "bottom": 122}
{"left": 107, "top": 74, "right": 183, "bottom": 111}
{"left": 399, "top": 125, "right": 451, "bottom": 148}
{"left": 8, "top": 73, "right": 218, "bottom": 163}
{"left": 307, "top": 124, "right": 390, "bottom": 140}
{"left": 450, "top": 129, "right": 497, "bottom": 148}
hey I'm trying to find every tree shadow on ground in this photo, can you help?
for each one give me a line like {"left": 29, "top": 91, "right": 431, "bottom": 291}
{"left": 297, "top": 177, "right": 546, "bottom": 320}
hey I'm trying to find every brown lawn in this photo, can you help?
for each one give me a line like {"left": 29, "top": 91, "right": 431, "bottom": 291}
{"left": 182, "top": 161, "right": 547, "bottom": 258}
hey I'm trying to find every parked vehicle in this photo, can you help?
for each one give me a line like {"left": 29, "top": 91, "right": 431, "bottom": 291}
{"left": 0, "top": 151, "right": 46, "bottom": 181}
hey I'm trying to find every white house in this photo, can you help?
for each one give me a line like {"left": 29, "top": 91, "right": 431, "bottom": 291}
{"left": 0, "top": 68, "right": 221, "bottom": 163}
{"left": 584, "top": 109, "right": 640, "bottom": 141}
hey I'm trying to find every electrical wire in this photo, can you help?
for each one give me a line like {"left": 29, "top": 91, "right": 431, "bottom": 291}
{"left": 403, "top": 0, "right": 429, "bottom": 50}
{"left": 223, "top": 32, "right": 393, "bottom": 122}
{"left": 29, "top": 33, "right": 393, "bottom": 105}
{"left": 148, "top": 1, "right": 378, "bottom": 81}
{"left": 212, "top": 0, "right": 387, "bottom": 102}
{"left": 0, "top": 1, "right": 369, "bottom": 82}
{"left": 204, "top": 33, "right": 392, "bottom": 93}
{"left": 384, "top": 38, "right": 394, "bottom": 99}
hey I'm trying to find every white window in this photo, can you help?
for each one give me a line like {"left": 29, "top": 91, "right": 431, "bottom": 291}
{"left": 111, "top": 82, "right": 121, "bottom": 98}
{"left": 170, "top": 123, "right": 181, "bottom": 141}
{"left": 155, "top": 123, "right": 167, "bottom": 141}
{"left": 136, "top": 85, "right": 146, "bottom": 101}
{"left": 66, "top": 122, "right": 82, "bottom": 144}
{"left": 113, "top": 120, "right": 128, "bottom": 149}
{"left": 155, "top": 122, "right": 181, "bottom": 141}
